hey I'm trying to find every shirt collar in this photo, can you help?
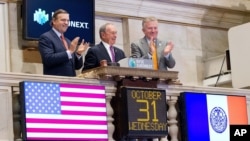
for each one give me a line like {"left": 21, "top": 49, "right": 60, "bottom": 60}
{"left": 101, "top": 41, "right": 112, "bottom": 50}
{"left": 145, "top": 37, "right": 157, "bottom": 45}
{"left": 52, "top": 28, "right": 62, "bottom": 38}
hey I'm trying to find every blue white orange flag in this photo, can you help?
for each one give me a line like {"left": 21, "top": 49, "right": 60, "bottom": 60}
{"left": 180, "top": 92, "right": 248, "bottom": 141}
{"left": 20, "top": 81, "right": 108, "bottom": 140}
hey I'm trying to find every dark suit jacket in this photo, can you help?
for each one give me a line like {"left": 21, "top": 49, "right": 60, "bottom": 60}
{"left": 131, "top": 36, "right": 176, "bottom": 70}
{"left": 82, "top": 42, "right": 126, "bottom": 71}
{"left": 38, "top": 29, "right": 83, "bottom": 76}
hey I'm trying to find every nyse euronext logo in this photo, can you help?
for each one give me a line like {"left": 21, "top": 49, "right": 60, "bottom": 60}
{"left": 34, "top": 9, "right": 49, "bottom": 25}
{"left": 33, "top": 8, "right": 89, "bottom": 29}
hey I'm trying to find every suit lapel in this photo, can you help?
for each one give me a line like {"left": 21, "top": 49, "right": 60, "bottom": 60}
{"left": 99, "top": 42, "right": 112, "bottom": 62}
{"left": 50, "top": 30, "right": 67, "bottom": 51}
{"left": 142, "top": 37, "right": 163, "bottom": 55}
{"left": 155, "top": 39, "right": 165, "bottom": 56}
{"left": 141, "top": 37, "right": 150, "bottom": 55}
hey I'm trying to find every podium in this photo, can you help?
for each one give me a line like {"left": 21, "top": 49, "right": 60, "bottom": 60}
{"left": 81, "top": 66, "right": 180, "bottom": 140}
{"left": 80, "top": 66, "right": 179, "bottom": 84}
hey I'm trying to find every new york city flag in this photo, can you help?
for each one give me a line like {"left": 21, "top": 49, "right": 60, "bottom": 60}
{"left": 180, "top": 92, "right": 248, "bottom": 141}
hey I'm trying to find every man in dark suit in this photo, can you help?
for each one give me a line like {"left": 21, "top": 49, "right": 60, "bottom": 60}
{"left": 131, "top": 16, "right": 175, "bottom": 70}
{"left": 38, "top": 9, "right": 89, "bottom": 76}
{"left": 82, "top": 23, "right": 126, "bottom": 71}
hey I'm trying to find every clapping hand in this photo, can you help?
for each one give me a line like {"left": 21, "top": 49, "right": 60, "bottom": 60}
{"left": 69, "top": 37, "right": 89, "bottom": 55}
{"left": 163, "top": 41, "right": 174, "bottom": 56}
{"left": 76, "top": 39, "right": 89, "bottom": 55}
{"left": 69, "top": 37, "right": 80, "bottom": 54}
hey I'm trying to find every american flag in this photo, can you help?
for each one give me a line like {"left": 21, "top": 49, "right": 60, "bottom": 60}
{"left": 21, "top": 81, "right": 108, "bottom": 140}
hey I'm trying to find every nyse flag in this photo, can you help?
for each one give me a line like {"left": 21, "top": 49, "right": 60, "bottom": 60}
{"left": 20, "top": 81, "right": 108, "bottom": 140}
{"left": 180, "top": 92, "right": 248, "bottom": 141}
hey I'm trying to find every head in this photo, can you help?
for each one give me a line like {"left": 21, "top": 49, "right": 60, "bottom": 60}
{"left": 50, "top": 9, "right": 69, "bottom": 34}
{"left": 142, "top": 16, "right": 158, "bottom": 40}
{"left": 99, "top": 23, "right": 117, "bottom": 46}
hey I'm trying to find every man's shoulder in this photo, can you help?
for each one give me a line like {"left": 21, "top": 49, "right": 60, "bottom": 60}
{"left": 88, "top": 43, "right": 103, "bottom": 51}
{"left": 40, "top": 30, "right": 54, "bottom": 38}
{"left": 113, "top": 46, "right": 124, "bottom": 52}
{"left": 131, "top": 37, "right": 145, "bottom": 45}
{"left": 92, "top": 42, "right": 102, "bottom": 48}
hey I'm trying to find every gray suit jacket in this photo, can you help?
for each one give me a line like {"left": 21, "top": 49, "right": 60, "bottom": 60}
{"left": 131, "top": 36, "right": 175, "bottom": 70}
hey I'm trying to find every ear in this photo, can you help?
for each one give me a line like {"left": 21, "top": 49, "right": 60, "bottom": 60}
{"left": 100, "top": 32, "right": 105, "bottom": 38}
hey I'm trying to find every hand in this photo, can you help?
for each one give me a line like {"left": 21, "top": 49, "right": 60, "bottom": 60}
{"left": 69, "top": 37, "right": 80, "bottom": 54}
{"left": 149, "top": 38, "right": 156, "bottom": 54}
{"left": 76, "top": 39, "right": 89, "bottom": 55}
{"left": 164, "top": 41, "right": 174, "bottom": 56}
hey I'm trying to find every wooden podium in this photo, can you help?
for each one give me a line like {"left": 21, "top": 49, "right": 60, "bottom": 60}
{"left": 81, "top": 66, "right": 180, "bottom": 140}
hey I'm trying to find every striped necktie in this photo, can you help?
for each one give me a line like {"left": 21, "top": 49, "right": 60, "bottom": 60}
{"left": 109, "top": 46, "right": 115, "bottom": 62}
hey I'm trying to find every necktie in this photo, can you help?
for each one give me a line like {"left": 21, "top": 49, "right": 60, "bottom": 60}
{"left": 110, "top": 46, "right": 115, "bottom": 62}
{"left": 151, "top": 40, "right": 158, "bottom": 70}
{"left": 60, "top": 34, "right": 68, "bottom": 50}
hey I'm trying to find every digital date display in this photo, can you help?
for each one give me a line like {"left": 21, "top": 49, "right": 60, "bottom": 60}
{"left": 121, "top": 87, "right": 168, "bottom": 137}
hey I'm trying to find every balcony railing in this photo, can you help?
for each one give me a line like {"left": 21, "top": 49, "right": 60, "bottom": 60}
{"left": 0, "top": 69, "right": 249, "bottom": 141}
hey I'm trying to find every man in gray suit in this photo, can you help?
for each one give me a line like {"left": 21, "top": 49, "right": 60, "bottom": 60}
{"left": 131, "top": 16, "right": 175, "bottom": 70}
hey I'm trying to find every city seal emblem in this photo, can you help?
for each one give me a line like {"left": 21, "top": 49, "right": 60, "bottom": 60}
{"left": 210, "top": 107, "right": 227, "bottom": 133}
